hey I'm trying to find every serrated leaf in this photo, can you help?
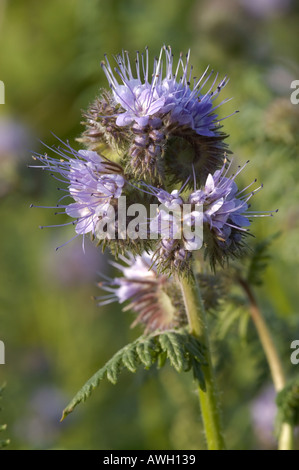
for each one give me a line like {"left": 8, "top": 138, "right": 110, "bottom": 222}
{"left": 185, "top": 336, "right": 206, "bottom": 363}
{"left": 62, "top": 336, "right": 149, "bottom": 419}
{"left": 157, "top": 350, "right": 167, "bottom": 369}
{"left": 62, "top": 364, "right": 111, "bottom": 419}
{"left": 122, "top": 348, "right": 139, "bottom": 373}
{"left": 136, "top": 339, "right": 155, "bottom": 368}
{"left": 106, "top": 352, "right": 123, "bottom": 384}
{"left": 158, "top": 332, "right": 184, "bottom": 372}
{"left": 106, "top": 364, "right": 120, "bottom": 384}
{"left": 172, "top": 333, "right": 195, "bottom": 371}
{"left": 61, "top": 329, "right": 206, "bottom": 420}
{"left": 191, "top": 358, "right": 206, "bottom": 392}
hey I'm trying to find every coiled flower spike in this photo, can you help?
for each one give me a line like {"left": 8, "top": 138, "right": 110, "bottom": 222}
{"left": 148, "top": 160, "right": 278, "bottom": 272}
{"left": 82, "top": 46, "right": 235, "bottom": 185}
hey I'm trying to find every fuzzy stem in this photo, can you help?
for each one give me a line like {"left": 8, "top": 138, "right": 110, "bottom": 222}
{"left": 180, "top": 268, "right": 226, "bottom": 450}
{"left": 238, "top": 277, "right": 294, "bottom": 451}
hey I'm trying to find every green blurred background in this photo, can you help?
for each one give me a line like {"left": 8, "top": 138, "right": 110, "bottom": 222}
{"left": 0, "top": 0, "right": 299, "bottom": 450}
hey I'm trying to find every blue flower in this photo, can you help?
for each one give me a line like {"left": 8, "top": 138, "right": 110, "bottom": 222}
{"left": 190, "top": 161, "right": 251, "bottom": 238}
{"left": 31, "top": 142, "right": 124, "bottom": 246}
{"left": 101, "top": 46, "right": 231, "bottom": 136}
{"left": 145, "top": 160, "right": 277, "bottom": 271}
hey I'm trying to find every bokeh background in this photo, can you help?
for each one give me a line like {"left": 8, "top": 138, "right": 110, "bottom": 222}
{"left": 0, "top": 0, "right": 299, "bottom": 450}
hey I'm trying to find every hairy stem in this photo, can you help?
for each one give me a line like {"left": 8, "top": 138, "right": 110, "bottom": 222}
{"left": 238, "top": 277, "right": 293, "bottom": 451}
{"left": 180, "top": 268, "right": 226, "bottom": 450}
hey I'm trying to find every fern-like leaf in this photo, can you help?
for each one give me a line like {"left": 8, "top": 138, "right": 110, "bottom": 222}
{"left": 135, "top": 337, "right": 156, "bottom": 368}
{"left": 158, "top": 332, "right": 185, "bottom": 372}
{"left": 61, "top": 329, "right": 205, "bottom": 420}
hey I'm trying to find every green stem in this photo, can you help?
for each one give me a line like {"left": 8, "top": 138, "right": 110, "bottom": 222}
{"left": 238, "top": 277, "right": 294, "bottom": 451}
{"left": 180, "top": 268, "right": 226, "bottom": 450}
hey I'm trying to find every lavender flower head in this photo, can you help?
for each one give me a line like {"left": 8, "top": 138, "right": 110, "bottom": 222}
{"left": 150, "top": 185, "right": 203, "bottom": 252}
{"left": 97, "top": 252, "right": 186, "bottom": 332}
{"left": 82, "top": 45, "right": 234, "bottom": 185}
{"left": 190, "top": 160, "right": 255, "bottom": 242}
{"left": 31, "top": 142, "right": 124, "bottom": 247}
{"left": 148, "top": 160, "right": 277, "bottom": 270}
{"left": 101, "top": 45, "right": 230, "bottom": 136}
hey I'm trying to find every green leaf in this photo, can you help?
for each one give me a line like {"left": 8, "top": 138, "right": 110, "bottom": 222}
{"left": 185, "top": 335, "right": 206, "bottom": 364}
{"left": 158, "top": 332, "right": 184, "bottom": 372}
{"left": 157, "top": 350, "right": 167, "bottom": 369}
{"left": 106, "top": 359, "right": 120, "bottom": 385}
{"left": 136, "top": 337, "right": 156, "bottom": 368}
{"left": 276, "top": 377, "right": 299, "bottom": 426}
{"left": 122, "top": 348, "right": 139, "bottom": 373}
{"left": 191, "top": 358, "right": 206, "bottom": 392}
{"left": 61, "top": 329, "right": 205, "bottom": 420}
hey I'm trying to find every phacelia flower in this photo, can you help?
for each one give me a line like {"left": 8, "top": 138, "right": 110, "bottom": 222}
{"left": 148, "top": 160, "right": 277, "bottom": 271}
{"left": 97, "top": 252, "right": 186, "bottom": 333}
{"left": 30, "top": 141, "right": 125, "bottom": 247}
{"left": 148, "top": 184, "right": 201, "bottom": 273}
{"left": 190, "top": 160, "right": 253, "bottom": 238}
{"left": 83, "top": 46, "right": 234, "bottom": 185}
{"left": 101, "top": 46, "right": 229, "bottom": 135}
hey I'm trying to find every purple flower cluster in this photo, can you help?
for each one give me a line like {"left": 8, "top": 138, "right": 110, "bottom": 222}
{"left": 101, "top": 46, "right": 229, "bottom": 136}
{"left": 148, "top": 160, "right": 276, "bottom": 268}
{"left": 31, "top": 44, "right": 277, "bottom": 332}
{"left": 189, "top": 160, "right": 257, "bottom": 241}
{"left": 31, "top": 142, "right": 124, "bottom": 243}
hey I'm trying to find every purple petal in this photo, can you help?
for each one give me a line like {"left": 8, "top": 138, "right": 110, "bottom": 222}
{"left": 116, "top": 112, "right": 134, "bottom": 127}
